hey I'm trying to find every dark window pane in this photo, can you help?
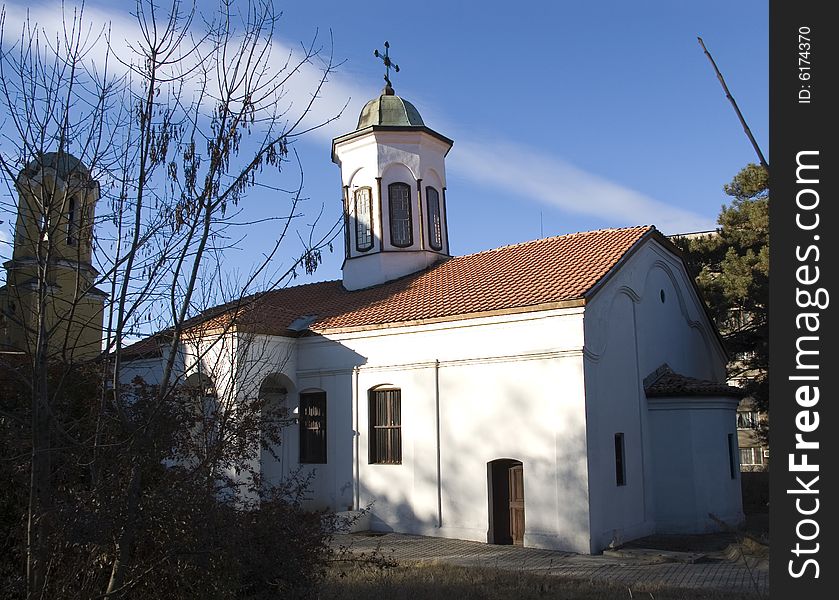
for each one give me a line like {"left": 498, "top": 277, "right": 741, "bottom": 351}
{"left": 369, "top": 388, "right": 402, "bottom": 464}
{"left": 388, "top": 183, "right": 412, "bottom": 247}
{"left": 355, "top": 187, "right": 373, "bottom": 251}
{"left": 426, "top": 187, "right": 442, "bottom": 250}
{"left": 300, "top": 391, "right": 327, "bottom": 464}
{"left": 728, "top": 434, "right": 737, "bottom": 478}
{"left": 614, "top": 433, "right": 626, "bottom": 486}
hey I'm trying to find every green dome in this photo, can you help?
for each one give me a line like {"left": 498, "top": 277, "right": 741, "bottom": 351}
{"left": 357, "top": 87, "right": 424, "bottom": 129}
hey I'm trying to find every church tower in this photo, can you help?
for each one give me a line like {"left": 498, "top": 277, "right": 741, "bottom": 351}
{"left": 0, "top": 152, "right": 105, "bottom": 361}
{"left": 332, "top": 43, "right": 453, "bottom": 291}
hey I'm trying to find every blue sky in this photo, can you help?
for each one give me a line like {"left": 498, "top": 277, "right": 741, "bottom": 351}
{"left": 0, "top": 0, "right": 768, "bottom": 287}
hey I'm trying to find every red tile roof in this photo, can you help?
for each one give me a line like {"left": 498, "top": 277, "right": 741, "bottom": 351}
{"left": 119, "top": 334, "right": 168, "bottom": 359}
{"left": 120, "top": 226, "right": 656, "bottom": 354}
{"left": 211, "top": 225, "right": 656, "bottom": 335}
{"left": 645, "top": 364, "right": 745, "bottom": 398}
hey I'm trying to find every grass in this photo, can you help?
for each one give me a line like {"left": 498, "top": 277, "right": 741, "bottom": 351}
{"left": 317, "top": 561, "right": 763, "bottom": 600}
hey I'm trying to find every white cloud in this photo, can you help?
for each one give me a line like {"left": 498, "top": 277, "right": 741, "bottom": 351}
{"left": 2, "top": 1, "right": 710, "bottom": 236}
{"left": 448, "top": 138, "right": 711, "bottom": 234}
{"left": 0, "top": 1, "right": 356, "bottom": 138}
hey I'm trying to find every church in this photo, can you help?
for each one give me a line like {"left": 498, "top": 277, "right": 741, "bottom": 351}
{"left": 124, "top": 75, "right": 745, "bottom": 553}
{"left": 3, "top": 73, "right": 746, "bottom": 554}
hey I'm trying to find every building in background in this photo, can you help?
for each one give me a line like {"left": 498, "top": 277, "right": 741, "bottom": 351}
{"left": 0, "top": 154, "right": 105, "bottom": 362}
{"left": 670, "top": 230, "right": 768, "bottom": 473}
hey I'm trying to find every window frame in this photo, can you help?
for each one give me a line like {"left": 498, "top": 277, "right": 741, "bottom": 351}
{"left": 727, "top": 433, "right": 738, "bottom": 478}
{"left": 369, "top": 388, "right": 402, "bottom": 465}
{"left": 388, "top": 182, "right": 413, "bottom": 248}
{"left": 614, "top": 432, "right": 626, "bottom": 486}
{"left": 425, "top": 186, "right": 443, "bottom": 251}
{"left": 736, "top": 410, "right": 760, "bottom": 430}
{"left": 354, "top": 186, "right": 374, "bottom": 252}
{"left": 182, "top": 373, "right": 219, "bottom": 457}
{"left": 67, "top": 196, "right": 78, "bottom": 246}
{"left": 299, "top": 391, "right": 327, "bottom": 464}
{"left": 739, "top": 446, "right": 765, "bottom": 466}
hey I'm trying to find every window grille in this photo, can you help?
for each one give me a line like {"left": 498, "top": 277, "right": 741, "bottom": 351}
{"left": 300, "top": 391, "right": 327, "bottom": 464}
{"left": 369, "top": 388, "right": 401, "bottom": 464}
{"left": 388, "top": 183, "right": 412, "bottom": 247}
{"left": 354, "top": 187, "right": 373, "bottom": 252}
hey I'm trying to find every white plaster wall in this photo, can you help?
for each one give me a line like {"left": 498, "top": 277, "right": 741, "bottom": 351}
{"left": 121, "top": 332, "right": 306, "bottom": 503}
{"left": 342, "top": 252, "right": 443, "bottom": 290}
{"left": 231, "top": 334, "right": 299, "bottom": 491}
{"left": 648, "top": 397, "right": 744, "bottom": 531}
{"left": 180, "top": 333, "right": 241, "bottom": 405}
{"left": 294, "top": 368, "right": 356, "bottom": 511}
{"left": 583, "top": 238, "right": 731, "bottom": 552}
{"left": 582, "top": 291, "right": 651, "bottom": 552}
{"left": 298, "top": 307, "right": 592, "bottom": 553}
{"left": 118, "top": 356, "right": 165, "bottom": 387}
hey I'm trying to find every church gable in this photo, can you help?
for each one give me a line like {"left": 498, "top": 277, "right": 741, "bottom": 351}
{"left": 582, "top": 233, "right": 727, "bottom": 377}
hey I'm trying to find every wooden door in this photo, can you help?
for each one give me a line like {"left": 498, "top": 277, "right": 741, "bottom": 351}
{"left": 508, "top": 464, "right": 525, "bottom": 546}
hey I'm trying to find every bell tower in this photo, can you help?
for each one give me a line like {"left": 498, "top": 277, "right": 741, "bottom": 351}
{"left": 332, "top": 42, "right": 454, "bottom": 291}
{"left": 0, "top": 152, "right": 105, "bottom": 361}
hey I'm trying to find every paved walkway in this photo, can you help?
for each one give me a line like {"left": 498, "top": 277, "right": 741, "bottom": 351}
{"left": 334, "top": 532, "right": 768, "bottom": 596}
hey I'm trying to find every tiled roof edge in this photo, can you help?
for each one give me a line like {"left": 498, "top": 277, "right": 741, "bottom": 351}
{"left": 312, "top": 298, "right": 587, "bottom": 335}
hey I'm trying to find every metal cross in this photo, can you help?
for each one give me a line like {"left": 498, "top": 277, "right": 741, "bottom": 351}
{"left": 374, "top": 41, "right": 400, "bottom": 89}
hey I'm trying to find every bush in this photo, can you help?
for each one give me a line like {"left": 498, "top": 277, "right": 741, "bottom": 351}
{"left": 0, "top": 362, "right": 334, "bottom": 599}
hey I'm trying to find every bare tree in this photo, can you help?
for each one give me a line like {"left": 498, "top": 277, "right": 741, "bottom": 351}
{"left": 0, "top": 4, "right": 122, "bottom": 594}
{"left": 0, "top": 1, "right": 344, "bottom": 597}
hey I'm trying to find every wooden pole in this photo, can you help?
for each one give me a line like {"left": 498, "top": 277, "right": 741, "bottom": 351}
{"left": 698, "top": 37, "right": 769, "bottom": 173}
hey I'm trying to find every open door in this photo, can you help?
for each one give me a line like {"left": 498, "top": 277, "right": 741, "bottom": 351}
{"left": 488, "top": 459, "right": 525, "bottom": 546}
{"left": 508, "top": 464, "right": 525, "bottom": 546}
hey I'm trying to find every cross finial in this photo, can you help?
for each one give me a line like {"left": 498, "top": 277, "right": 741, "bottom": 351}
{"left": 374, "top": 41, "right": 400, "bottom": 94}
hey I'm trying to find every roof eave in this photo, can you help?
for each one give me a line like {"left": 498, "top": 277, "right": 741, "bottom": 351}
{"left": 332, "top": 125, "right": 454, "bottom": 163}
{"left": 310, "top": 298, "right": 586, "bottom": 335}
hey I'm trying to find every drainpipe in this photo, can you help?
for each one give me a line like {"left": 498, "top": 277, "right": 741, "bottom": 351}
{"left": 353, "top": 366, "right": 360, "bottom": 511}
{"left": 435, "top": 359, "right": 442, "bottom": 528}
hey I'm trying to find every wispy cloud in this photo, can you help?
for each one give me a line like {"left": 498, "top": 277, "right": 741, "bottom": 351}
{"left": 2, "top": 1, "right": 711, "bottom": 236}
{"left": 301, "top": 77, "right": 711, "bottom": 233}
{"left": 447, "top": 138, "right": 711, "bottom": 234}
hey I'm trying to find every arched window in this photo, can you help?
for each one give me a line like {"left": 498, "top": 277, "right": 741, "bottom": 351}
{"left": 299, "top": 390, "right": 327, "bottom": 464}
{"left": 183, "top": 372, "right": 219, "bottom": 455}
{"left": 37, "top": 210, "right": 50, "bottom": 242}
{"left": 259, "top": 374, "right": 290, "bottom": 419}
{"left": 369, "top": 387, "right": 401, "bottom": 464}
{"left": 67, "top": 196, "right": 78, "bottom": 246}
{"left": 425, "top": 187, "right": 442, "bottom": 251}
{"left": 388, "top": 183, "right": 413, "bottom": 248}
{"left": 354, "top": 187, "right": 374, "bottom": 252}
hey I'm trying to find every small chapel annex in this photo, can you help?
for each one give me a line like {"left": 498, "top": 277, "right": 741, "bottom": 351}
{"left": 121, "top": 78, "right": 746, "bottom": 554}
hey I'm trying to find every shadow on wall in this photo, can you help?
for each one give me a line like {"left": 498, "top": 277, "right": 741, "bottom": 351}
{"left": 257, "top": 336, "right": 367, "bottom": 510}
{"left": 357, "top": 376, "right": 590, "bottom": 552}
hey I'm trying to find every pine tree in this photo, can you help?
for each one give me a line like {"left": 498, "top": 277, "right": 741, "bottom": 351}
{"left": 675, "top": 164, "right": 769, "bottom": 425}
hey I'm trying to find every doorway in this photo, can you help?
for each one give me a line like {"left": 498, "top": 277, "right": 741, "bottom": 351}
{"left": 487, "top": 459, "right": 525, "bottom": 546}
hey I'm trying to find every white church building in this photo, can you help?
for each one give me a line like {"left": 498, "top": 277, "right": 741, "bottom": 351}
{"left": 124, "top": 80, "right": 745, "bottom": 554}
